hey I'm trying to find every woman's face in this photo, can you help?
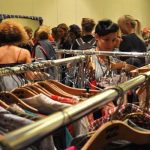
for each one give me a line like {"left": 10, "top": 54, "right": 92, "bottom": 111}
{"left": 57, "top": 28, "right": 66, "bottom": 38}
{"left": 118, "top": 19, "right": 129, "bottom": 34}
{"left": 96, "top": 32, "right": 118, "bottom": 51}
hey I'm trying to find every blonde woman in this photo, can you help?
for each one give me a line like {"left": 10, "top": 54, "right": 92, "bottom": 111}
{"left": 118, "top": 15, "right": 146, "bottom": 67}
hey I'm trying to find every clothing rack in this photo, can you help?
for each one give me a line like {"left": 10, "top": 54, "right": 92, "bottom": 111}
{"left": 0, "top": 70, "right": 149, "bottom": 150}
{"left": 0, "top": 55, "right": 85, "bottom": 76}
{"left": 56, "top": 49, "right": 150, "bottom": 58}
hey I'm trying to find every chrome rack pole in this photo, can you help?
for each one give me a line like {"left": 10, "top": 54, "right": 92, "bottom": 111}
{"left": 0, "top": 71, "right": 149, "bottom": 150}
{"left": 56, "top": 49, "right": 148, "bottom": 58}
{"left": 0, "top": 55, "right": 85, "bottom": 76}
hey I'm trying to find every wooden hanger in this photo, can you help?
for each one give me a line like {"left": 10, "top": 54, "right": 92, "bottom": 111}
{"left": 22, "top": 86, "right": 39, "bottom": 95}
{"left": 136, "top": 83, "right": 146, "bottom": 96}
{"left": 111, "top": 62, "right": 137, "bottom": 72}
{"left": 24, "top": 83, "right": 51, "bottom": 97}
{"left": 82, "top": 120, "right": 150, "bottom": 150}
{"left": 33, "top": 83, "right": 53, "bottom": 95}
{"left": 47, "top": 80, "right": 98, "bottom": 96}
{"left": 11, "top": 87, "right": 36, "bottom": 99}
{"left": 38, "top": 81, "right": 75, "bottom": 98}
{"left": 0, "top": 91, "right": 38, "bottom": 112}
{"left": 130, "top": 65, "right": 150, "bottom": 77}
{"left": 0, "top": 99, "right": 9, "bottom": 109}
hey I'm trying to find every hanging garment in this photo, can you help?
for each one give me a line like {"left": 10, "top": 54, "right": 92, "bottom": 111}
{"left": 0, "top": 75, "right": 25, "bottom": 91}
{"left": 0, "top": 106, "right": 33, "bottom": 131}
{"left": 88, "top": 103, "right": 150, "bottom": 132}
{"left": 0, "top": 106, "right": 57, "bottom": 150}
{"left": 0, "top": 62, "right": 26, "bottom": 91}
{"left": 22, "top": 93, "right": 71, "bottom": 115}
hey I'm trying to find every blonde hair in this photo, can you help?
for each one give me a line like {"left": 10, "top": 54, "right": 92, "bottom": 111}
{"left": 0, "top": 19, "right": 28, "bottom": 45}
{"left": 35, "top": 25, "right": 51, "bottom": 40}
{"left": 119, "top": 15, "right": 142, "bottom": 36}
{"left": 37, "top": 25, "right": 51, "bottom": 34}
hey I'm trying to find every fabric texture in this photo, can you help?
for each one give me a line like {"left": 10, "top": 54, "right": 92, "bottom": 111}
{"left": 23, "top": 93, "right": 71, "bottom": 115}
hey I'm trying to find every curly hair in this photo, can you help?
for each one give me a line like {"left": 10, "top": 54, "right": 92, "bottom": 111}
{"left": 0, "top": 20, "right": 28, "bottom": 45}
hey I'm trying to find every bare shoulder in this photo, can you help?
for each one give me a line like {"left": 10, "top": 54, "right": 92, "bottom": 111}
{"left": 19, "top": 48, "right": 32, "bottom": 63}
{"left": 21, "top": 48, "right": 30, "bottom": 55}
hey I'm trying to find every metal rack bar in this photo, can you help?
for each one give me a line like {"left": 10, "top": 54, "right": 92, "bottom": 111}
{"left": 0, "top": 71, "right": 149, "bottom": 150}
{"left": 0, "top": 55, "right": 85, "bottom": 76}
{"left": 56, "top": 49, "right": 149, "bottom": 58}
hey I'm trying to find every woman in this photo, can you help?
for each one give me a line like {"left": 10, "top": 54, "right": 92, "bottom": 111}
{"left": 0, "top": 20, "right": 33, "bottom": 91}
{"left": 88, "top": 19, "right": 131, "bottom": 120}
{"left": 75, "top": 18, "right": 96, "bottom": 50}
{"left": 33, "top": 26, "right": 56, "bottom": 79}
{"left": 118, "top": 15, "right": 147, "bottom": 67}
{"left": 89, "top": 19, "right": 120, "bottom": 85}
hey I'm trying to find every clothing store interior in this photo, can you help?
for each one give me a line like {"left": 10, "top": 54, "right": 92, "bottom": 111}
{"left": 0, "top": 0, "right": 150, "bottom": 150}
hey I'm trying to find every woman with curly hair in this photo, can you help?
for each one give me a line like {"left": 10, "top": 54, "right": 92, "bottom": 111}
{"left": 0, "top": 20, "right": 33, "bottom": 91}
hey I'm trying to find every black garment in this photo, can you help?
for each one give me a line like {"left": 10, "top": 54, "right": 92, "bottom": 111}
{"left": 53, "top": 127, "right": 67, "bottom": 150}
{"left": 119, "top": 33, "right": 147, "bottom": 67}
{"left": 82, "top": 35, "right": 95, "bottom": 43}
{"left": 0, "top": 63, "right": 23, "bottom": 68}
{"left": 103, "top": 141, "right": 150, "bottom": 150}
{"left": 74, "top": 35, "right": 95, "bottom": 50}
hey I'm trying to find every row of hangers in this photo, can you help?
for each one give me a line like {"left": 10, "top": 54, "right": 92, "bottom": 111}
{"left": 0, "top": 78, "right": 99, "bottom": 113}
{"left": 0, "top": 67, "right": 150, "bottom": 150}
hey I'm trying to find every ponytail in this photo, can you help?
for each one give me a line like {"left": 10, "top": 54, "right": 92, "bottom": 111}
{"left": 135, "top": 19, "right": 144, "bottom": 41}
{"left": 135, "top": 19, "right": 142, "bottom": 36}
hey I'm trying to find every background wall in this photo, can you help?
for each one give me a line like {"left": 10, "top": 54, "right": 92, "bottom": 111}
{"left": 0, "top": 0, "right": 150, "bottom": 30}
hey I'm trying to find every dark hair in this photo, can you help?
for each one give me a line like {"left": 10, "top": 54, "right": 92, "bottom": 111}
{"left": 81, "top": 18, "right": 95, "bottom": 33}
{"left": 69, "top": 24, "right": 81, "bottom": 38}
{"left": 52, "top": 27, "right": 58, "bottom": 35}
{"left": 38, "top": 31, "right": 49, "bottom": 40}
{"left": 95, "top": 19, "right": 119, "bottom": 36}
{"left": 57, "top": 23, "right": 68, "bottom": 32}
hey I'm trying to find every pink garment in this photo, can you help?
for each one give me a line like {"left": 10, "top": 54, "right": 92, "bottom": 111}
{"left": 50, "top": 95, "right": 78, "bottom": 105}
{"left": 65, "top": 146, "right": 76, "bottom": 150}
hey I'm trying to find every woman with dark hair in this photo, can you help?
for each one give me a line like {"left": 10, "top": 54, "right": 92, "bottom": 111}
{"left": 87, "top": 19, "right": 135, "bottom": 120}
{"left": 64, "top": 24, "right": 81, "bottom": 49}
{"left": 89, "top": 19, "right": 120, "bottom": 82}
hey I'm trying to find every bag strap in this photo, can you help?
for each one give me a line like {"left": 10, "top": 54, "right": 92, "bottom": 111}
{"left": 37, "top": 42, "right": 50, "bottom": 59}
{"left": 39, "top": 46, "right": 49, "bottom": 60}
{"left": 32, "top": 42, "right": 49, "bottom": 60}
{"left": 76, "top": 38, "right": 85, "bottom": 46}
{"left": 88, "top": 38, "right": 96, "bottom": 46}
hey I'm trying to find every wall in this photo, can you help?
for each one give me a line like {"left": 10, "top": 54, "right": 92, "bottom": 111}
{"left": 0, "top": 0, "right": 150, "bottom": 30}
